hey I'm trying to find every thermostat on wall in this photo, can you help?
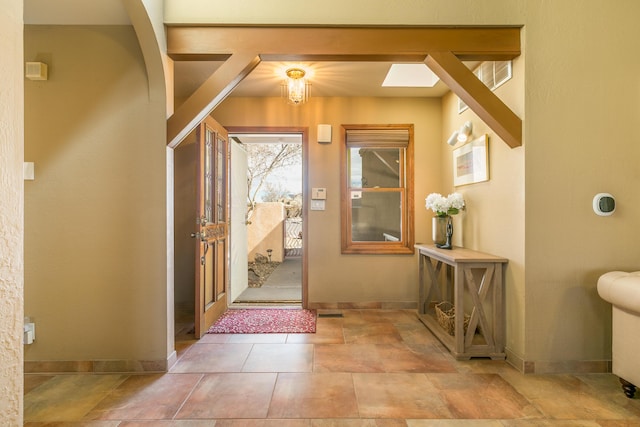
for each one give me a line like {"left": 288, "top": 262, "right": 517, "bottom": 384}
{"left": 593, "top": 193, "right": 616, "bottom": 216}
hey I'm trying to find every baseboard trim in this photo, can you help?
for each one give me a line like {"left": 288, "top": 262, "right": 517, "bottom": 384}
{"left": 25, "top": 358, "right": 169, "bottom": 374}
{"left": 504, "top": 349, "right": 611, "bottom": 374}
{"left": 308, "top": 301, "right": 417, "bottom": 310}
{"left": 528, "top": 359, "right": 611, "bottom": 374}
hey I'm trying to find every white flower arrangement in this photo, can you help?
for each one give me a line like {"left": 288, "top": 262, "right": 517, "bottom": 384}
{"left": 425, "top": 192, "right": 465, "bottom": 217}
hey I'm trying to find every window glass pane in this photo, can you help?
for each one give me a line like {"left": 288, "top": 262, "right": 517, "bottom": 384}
{"left": 204, "top": 129, "right": 214, "bottom": 223}
{"left": 341, "top": 124, "right": 414, "bottom": 255}
{"left": 351, "top": 191, "right": 402, "bottom": 242}
{"left": 350, "top": 147, "right": 401, "bottom": 188}
{"left": 216, "top": 135, "right": 226, "bottom": 222}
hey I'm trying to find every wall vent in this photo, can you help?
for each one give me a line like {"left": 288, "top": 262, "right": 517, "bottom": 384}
{"left": 458, "top": 60, "right": 512, "bottom": 113}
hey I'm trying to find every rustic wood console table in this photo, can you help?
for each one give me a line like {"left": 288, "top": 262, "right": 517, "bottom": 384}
{"left": 416, "top": 244, "right": 508, "bottom": 360}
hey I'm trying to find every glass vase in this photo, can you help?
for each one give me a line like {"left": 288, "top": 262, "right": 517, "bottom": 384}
{"left": 432, "top": 216, "right": 449, "bottom": 245}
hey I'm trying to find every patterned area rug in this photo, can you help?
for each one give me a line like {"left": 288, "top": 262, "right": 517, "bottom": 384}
{"left": 207, "top": 309, "right": 316, "bottom": 334}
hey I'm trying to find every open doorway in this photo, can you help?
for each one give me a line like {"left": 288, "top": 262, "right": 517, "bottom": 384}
{"left": 229, "top": 131, "right": 304, "bottom": 306}
{"left": 173, "top": 125, "right": 308, "bottom": 341}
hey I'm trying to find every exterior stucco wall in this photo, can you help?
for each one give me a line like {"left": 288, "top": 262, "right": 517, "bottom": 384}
{"left": 248, "top": 203, "right": 285, "bottom": 263}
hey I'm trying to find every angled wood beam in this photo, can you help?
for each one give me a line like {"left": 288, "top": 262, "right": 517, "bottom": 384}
{"left": 167, "top": 26, "right": 520, "bottom": 62}
{"left": 426, "top": 51, "right": 522, "bottom": 148}
{"left": 167, "top": 52, "right": 261, "bottom": 148}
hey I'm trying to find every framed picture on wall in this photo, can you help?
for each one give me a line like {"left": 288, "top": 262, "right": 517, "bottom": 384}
{"left": 453, "top": 134, "right": 489, "bottom": 186}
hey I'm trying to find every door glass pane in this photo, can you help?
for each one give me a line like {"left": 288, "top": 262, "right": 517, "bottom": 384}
{"left": 351, "top": 191, "right": 402, "bottom": 241}
{"left": 204, "top": 129, "right": 214, "bottom": 223}
{"left": 349, "top": 147, "right": 402, "bottom": 188}
{"left": 216, "top": 135, "right": 227, "bottom": 222}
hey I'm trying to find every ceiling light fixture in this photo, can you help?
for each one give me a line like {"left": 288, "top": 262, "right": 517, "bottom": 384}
{"left": 447, "top": 121, "right": 474, "bottom": 146}
{"left": 282, "top": 68, "right": 309, "bottom": 105}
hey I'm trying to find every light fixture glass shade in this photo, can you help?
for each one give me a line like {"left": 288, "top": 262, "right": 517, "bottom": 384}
{"left": 282, "top": 68, "right": 309, "bottom": 105}
{"left": 447, "top": 131, "right": 459, "bottom": 146}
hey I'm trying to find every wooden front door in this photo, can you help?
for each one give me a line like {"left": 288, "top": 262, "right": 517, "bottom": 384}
{"left": 194, "top": 116, "right": 230, "bottom": 338}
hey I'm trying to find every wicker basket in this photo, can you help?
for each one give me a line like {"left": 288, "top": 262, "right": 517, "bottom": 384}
{"left": 435, "top": 301, "right": 470, "bottom": 336}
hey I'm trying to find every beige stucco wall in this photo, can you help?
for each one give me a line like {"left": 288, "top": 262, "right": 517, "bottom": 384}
{"left": 214, "top": 97, "right": 442, "bottom": 304}
{"left": 522, "top": 2, "right": 640, "bottom": 367}
{"left": 24, "top": 25, "right": 169, "bottom": 363}
{"left": 0, "top": 0, "right": 24, "bottom": 422}
{"left": 248, "top": 203, "right": 286, "bottom": 263}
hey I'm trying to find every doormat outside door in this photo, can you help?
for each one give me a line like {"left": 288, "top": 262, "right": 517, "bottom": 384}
{"left": 207, "top": 308, "right": 316, "bottom": 334}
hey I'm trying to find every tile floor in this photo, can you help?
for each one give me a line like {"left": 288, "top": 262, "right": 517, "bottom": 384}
{"left": 24, "top": 309, "right": 640, "bottom": 426}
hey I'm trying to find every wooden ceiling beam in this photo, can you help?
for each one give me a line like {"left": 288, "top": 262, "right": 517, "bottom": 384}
{"left": 167, "top": 26, "right": 520, "bottom": 60}
{"left": 166, "top": 26, "right": 522, "bottom": 149}
{"left": 425, "top": 51, "right": 522, "bottom": 148}
{"left": 167, "top": 52, "right": 261, "bottom": 148}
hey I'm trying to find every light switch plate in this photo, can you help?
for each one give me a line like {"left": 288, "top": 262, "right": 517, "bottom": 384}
{"left": 312, "top": 187, "right": 326, "bottom": 200}
{"left": 310, "top": 200, "right": 326, "bottom": 210}
{"left": 23, "top": 162, "right": 34, "bottom": 180}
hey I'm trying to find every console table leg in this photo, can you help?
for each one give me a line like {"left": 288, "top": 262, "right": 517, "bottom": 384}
{"left": 620, "top": 377, "right": 636, "bottom": 398}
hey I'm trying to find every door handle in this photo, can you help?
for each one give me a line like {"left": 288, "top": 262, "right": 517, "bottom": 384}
{"left": 190, "top": 232, "right": 206, "bottom": 242}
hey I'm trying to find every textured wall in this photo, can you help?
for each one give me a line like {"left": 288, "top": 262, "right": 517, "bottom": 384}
{"left": 0, "top": 0, "right": 24, "bottom": 423}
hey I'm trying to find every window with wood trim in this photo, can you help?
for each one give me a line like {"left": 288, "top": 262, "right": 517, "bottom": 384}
{"left": 341, "top": 125, "right": 414, "bottom": 255}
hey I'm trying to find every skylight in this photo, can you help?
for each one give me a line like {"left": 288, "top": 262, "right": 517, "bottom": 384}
{"left": 382, "top": 64, "right": 440, "bottom": 88}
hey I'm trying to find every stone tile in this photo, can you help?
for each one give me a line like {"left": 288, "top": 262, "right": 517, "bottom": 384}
{"left": 353, "top": 373, "right": 452, "bottom": 419}
{"left": 22, "top": 309, "right": 640, "bottom": 425}
{"left": 499, "top": 372, "right": 639, "bottom": 420}
{"left": 93, "top": 359, "right": 167, "bottom": 373}
{"left": 170, "top": 343, "right": 253, "bottom": 373}
{"left": 427, "top": 372, "right": 540, "bottom": 419}
{"left": 407, "top": 421, "right": 503, "bottom": 426}
{"left": 268, "top": 373, "right": 359, "bottom": 418}
{"left": 176, "top": 373, "right": 276, "bottom": 419}
{"left": 395, "top": 321, "right": 443, "bottom": 345}
{"left": 24, "top": 374, "right": 55, "bottom": 394}
{"left": 24, "top": 375, "right": 127, "bottom": 422}
{"left": 311, "top": 420, "right": 408, "bottom": 426}
{"left": 243, "top": 343, "right": 313, "bottom": 372}
{"left": 343, "top": 322, "right": 403, "bottom": 344}
{"left": 287, "top": 318, "right": 345, "bottom": 344}
{"left": 195, "top": 333, "right": 231, "bottom": 343}
{"left": 595, "top": 421, "right": 640, "bottom": 427}
{"left": 119, "top": 422, "right": 216, "bottom": 427}
{"left": 358, "top": 309, "right": 417, "bottom": 325}
{"left": 214, "top": 421, "right": 310, "bottom": 427}
{"left": 500, "top": 421, "right": 603, "bottom": 426}
{"left": 24, "top": 422, "right": 121, "bottom": 426}
{"left": 226, "top": 333, "right": 288, "bottom": 343}
{"left": 314, "top": 344, "right": 456, "bottom": 374}
{"left": 83, "top": 373, "right": 202, "bottom": 420}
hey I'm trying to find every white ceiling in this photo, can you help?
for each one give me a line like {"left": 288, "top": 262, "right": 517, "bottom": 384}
{"left": 24, "top": 1, "right": 455, "bottom": 100}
